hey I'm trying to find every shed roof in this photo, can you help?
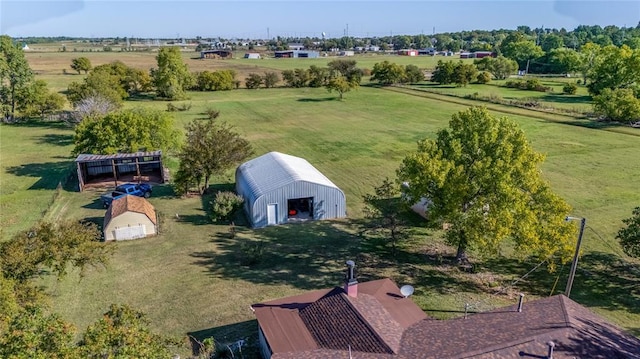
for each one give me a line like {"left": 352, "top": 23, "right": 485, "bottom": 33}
{"left": 104, "top": 195, "right": 157, "bottom": 226}
{"left": 237, "top": 152, "right": 340, "bottom": 199}
{"left": 75, "top": 151, "right": 162, "bottom": 163}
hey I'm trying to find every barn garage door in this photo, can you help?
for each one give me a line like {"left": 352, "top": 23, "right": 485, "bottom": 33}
{"left": 114, "top": 225, "right": 146, "bottom": 240}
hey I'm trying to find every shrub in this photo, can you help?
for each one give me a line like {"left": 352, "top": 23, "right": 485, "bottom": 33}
{"left": 476, "top": 72, "right": 491, "bottom": 84}
{"left": 210, "top": 191, "right": 244, "bottom": 222}
{"left": 202, "top": 108, "right": 220, "bottom": 120}
{"left": 239, "top": 240, "right": 265, "bottom": 266}
{"left": 504, "top": 78, "right": 550, "bottom": 92}
{"left": 563, "top": 83, "right": 578, "bottom": 95}
{"left": 245, "top": 73, "right": 263, "bottom": 89}
{"left": 593, "top": 88, "right": 640, "bottom": 123}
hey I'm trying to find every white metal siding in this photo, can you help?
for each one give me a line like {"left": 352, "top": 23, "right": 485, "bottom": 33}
{"left": 104, "top": 212, "right": 156, "bottom": 241}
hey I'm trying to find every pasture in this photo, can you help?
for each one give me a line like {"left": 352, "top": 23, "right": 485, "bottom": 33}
{"left": 2, "top": 48, "right": 639, "bottom": 355}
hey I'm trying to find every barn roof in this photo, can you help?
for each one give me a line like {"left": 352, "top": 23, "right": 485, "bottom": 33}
{"left": 237, "top": 152, "right": 341, "bottom": 200}
{"left": 104, "top": 195, "right": 157, "bottom": 226}
{"left": 75, "top": 151, "right": 162, "bottom": 163}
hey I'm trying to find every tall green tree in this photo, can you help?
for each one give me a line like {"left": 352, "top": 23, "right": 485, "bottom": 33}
{"left": 453, "top": 62, "right": 478, "bottom": 87}
{"left": 501, "top": 37, "right": 544, "bottom": 69}
{"left": 151, "top": 46, "right": 192, "bottom": 100}
{"left": 474, "top": 56, "right": 518, "bottom": 80}
{"left": 578, "top": 42, "right": 601, "bottom": 85}
{"left": 70, "top": 57, "right": 92, "bottom": 74}
{"left": 263, "top": 72, "right": 279, "bottom": 88}
{"left": 371, "top": 61, "right": 405, "bottom": 85}
{"left": 547, "top": 48, "right": 582, "bottom": 74}
{"left": 592, "top": 88, "right": 640, "bottom": 123}
{"left": 175, "top": 119, "right": 253, "bottom": 195}
{"left": 72, "top": 108, "right": 181, "bottom": 155}
{"left": 328, "top": 59, "right": 362, "bottom": 84}
{"left": 431, "top": 60, "right": 456, "bottom": 85}
{"left": 617, "top": 207, "right": 640, "bottom": 258}
{"left": 398, "top": 107, "right": 574, "bottom": 263}
{"left": 403, "top": 64, "right": 424, "bottom": 83}
{"left": 587, "top": 45, "right": 640, "bottom": 95}
{"left": 18, "top": 80, "right": 65, "bottom": 119}
{"left": 0, "top": 35, "right": 35, "bottom": 120}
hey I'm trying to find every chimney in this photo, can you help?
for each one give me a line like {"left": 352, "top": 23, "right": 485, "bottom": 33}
{"left": 344, "top": 260, "right": 358, "bottom": 298}
{"left": 517, "top": 293, "right": 525, "bottom": 312}
{"left": 547, "top": 341, "right": 555, "bottom": 359}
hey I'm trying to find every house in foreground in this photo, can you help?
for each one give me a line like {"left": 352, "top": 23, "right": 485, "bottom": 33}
{"left": 252, "top": 262, "right": 640, "bottom": 359}
{"left": 103, "top": 195, "right": 157, "bottom": 241}
{"left": 235, "top": 152, "right": 346, "bottom": 228}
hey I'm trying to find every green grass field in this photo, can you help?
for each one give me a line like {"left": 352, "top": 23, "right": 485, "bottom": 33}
{"left": 2, "top": 49, "right": 639, "bottom": 355}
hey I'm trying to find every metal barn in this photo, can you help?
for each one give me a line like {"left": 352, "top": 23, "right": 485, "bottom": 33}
{"left": 75, "top": 151, "right": 165, "bottom": 191}
{"left": 235, "top": 152, "right": 346, "bottom": 228}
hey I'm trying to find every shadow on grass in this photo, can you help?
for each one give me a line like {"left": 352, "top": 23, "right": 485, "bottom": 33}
{"left": 187, "top": 320, "right": 259, "bottom": 358}
{"left": 5, "top": 161, "right": 74, "bottom": 190}
{"left": 5, "top": 119, "right": 71, "bottom": 129}
{"left": 191, "top": 220, "right": 362, "bottom": 290}
{"left": 82, "top": 199, "right": 106, "bottom": 210}
{"left": 83, "top": 216, "right": 104, "bottom": 232}
{"left": 35, "top": 133, "right": 74, "bottom": 147}
{"left": 297, "top": 97, "right": 337, "bottom": 102}
{"left": 540, "top": 94, "right": 591, "bottom": 105}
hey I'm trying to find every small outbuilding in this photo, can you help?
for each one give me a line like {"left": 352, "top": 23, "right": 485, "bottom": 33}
{"left": 103, "top": 195, "right": 158, "bottom": 241}
{"left": 75, "top": 151, "right": 165, "bottom": 191}
{"left": 244, "top": 53, "right": 261, "bottom": 59}
{"left": 235, "top": 152, "right": 346, "bottom": 228}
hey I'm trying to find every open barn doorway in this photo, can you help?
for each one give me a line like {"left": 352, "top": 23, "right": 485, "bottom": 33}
{"left": 287, "top": 197, "right": 313, "bottom": 222}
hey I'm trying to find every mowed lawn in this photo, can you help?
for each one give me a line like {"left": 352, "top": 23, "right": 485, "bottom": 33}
{"left": 5, "top": 85, "right": 632, "bottom": 356}
{"left": 9, "top": 42, "right": 640, "bottom": 350}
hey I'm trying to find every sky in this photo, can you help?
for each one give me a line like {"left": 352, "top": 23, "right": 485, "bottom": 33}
{"left": 1, "top": 0, "right": 639, "bottom": 39}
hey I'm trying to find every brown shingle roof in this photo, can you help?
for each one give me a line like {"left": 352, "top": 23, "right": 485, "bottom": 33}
{"left": 104, "top": 195, "right": 157, "bottom": 226}
{"left": 255, "top": 280, "right": 640, "bottom": 359}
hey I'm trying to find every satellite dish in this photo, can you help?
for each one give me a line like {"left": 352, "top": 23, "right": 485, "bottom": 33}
{"left": 400, "top": 285, "right": 414, "bottom": 298}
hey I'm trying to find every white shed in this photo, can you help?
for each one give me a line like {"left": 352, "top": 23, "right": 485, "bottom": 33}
{"left": 235, "top": 152, "right": 346, "bottom": 228}
{"left": 103, "top": 195, "right": 157, "bottom": 241}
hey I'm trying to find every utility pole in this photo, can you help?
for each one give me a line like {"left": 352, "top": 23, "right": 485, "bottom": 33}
{"left": 565, "top": 217, "right": 586, "bottom": 298}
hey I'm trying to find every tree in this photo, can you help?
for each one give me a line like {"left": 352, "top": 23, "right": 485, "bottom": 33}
{"left": 69, "top": 95, "right": 118, "bottom": 124}
{"left": 547, "top": 48, "right": 582, "bottom": 74}
{"left": 0, "top": 221, "right": 112, "bottom": 283}
{"left": 431, "top": 60, "right": 455, "bottom": 85}
{"left": 0, "top": 305, "right": 78, "bottom": 359}
{"left": 263, "top": 72, "right": 279, "bottom": 88}
{"left": 151, "top": 46, "right": 192, "bottom": 100}
{"left": 308, "top": 65, "right": 329, "bottom": 87}
{"left": 453, "top": 62, "right": 478, "bottom": 87}
{"left": 328, "top": 59, "right": 362, "bottom": 84}
{"left": 0, "top": 35, "right": 35, "bottom": 121}
{"left": 592, "top": 88, "right": 640, "bottom": 123}
{"left": 325, "top": 75, "right": 357, "bottom": 100}
{"left": 398, "top": 107, "right": 575, "bottom": 263}
{"left": 245, "top": 73, "right": 262, "bottom": 89}
{"left": 175, "top": 119, "right": 253, "bottom": 195}
{"left": 363, "top": 178, "right": 410, "bottom": 257}
{"left": 501, "top": 39, "right": 544, "bottom": 69}
{"left": 578, "top": 42, "right": 601, "bottom": 85}
{"left": 70, "top": 57, "right": 92, "bottom": 74}
{"left": 540, "top": 34, "right": 565, "bottom": 52}
{"left": 66, "top": 64, "right": 128, "bottom": 107}
{"left": 474, "top": 56, "right": 518, "bottom": 80}
{"left": 79, "top": 304, "right": 176, "bottom": 359}
{"left": 403, "top": 64, "right": 424, "bottom": 83}
{"left": 72, "top": 108, "right": 181, "bottom": 155}
{"left": 281, "top": 68, "right": 309, "bottom": 88}
{"left": 18, "top": 80, "right": 65, "bottom": 119}
{"left": 371, "top": 61, "right": 405, "bottom": 85}
{"left": 476, "top": 71, "right": 491, "bottom": 84}
{"left": 617, "top": 207, "right": 640, "bottom": 257}
{"left": 587, "top": 45, "right": 640, "bottom": 95}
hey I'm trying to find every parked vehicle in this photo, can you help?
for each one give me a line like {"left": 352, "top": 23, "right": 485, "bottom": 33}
{"left": 100, "top": 183, "right": 152, "bottom": 208}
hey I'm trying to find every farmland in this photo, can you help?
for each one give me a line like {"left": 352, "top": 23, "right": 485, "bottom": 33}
{"left": 2, "top": 48, "right": 640, "bottom": 355}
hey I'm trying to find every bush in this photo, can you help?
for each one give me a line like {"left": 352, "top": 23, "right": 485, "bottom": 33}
{"left": 563, "top": 83, "right": 578, "bottom": 95}
{"left": 504, "top": 78, "right": 550, "bottom": 92}
{"left": 210, "top": 191, "right": 244, "bottom": 222}
{"left": 202, "top": 108, "right": 220, "bottom": 120}
{"left": 476, "top": 72, "right": 491, "bottom": 84}
{"left": 239, "top": 240, "right": 265, "bottom": 266}
{"left": 245, "top": 73, "right": 263, "bottom": 89}
{"left": 593, "top": 88, "right": 640, "bottom": 123}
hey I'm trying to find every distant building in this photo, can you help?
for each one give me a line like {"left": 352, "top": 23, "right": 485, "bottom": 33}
{"left": 274, "top": 50, "right": 320, "bottom": 58}
{"left": 21, "top": 43, "right": 29, "bottom": 50}
{"left": 287, "top": 43, "right": 305, "bottom": 50}
{"left": 244, "top": 53, "right": 261, "bottom": 59}
{"left": 398, "top": 49, "right": 418, "bottom": 56}
{"left": 418, "top": 47, "right": 436, "bottom": 55}
{"left": 200, "top": 49, "right": 233, "bottom": 59}
{"left": 339, "top": 50, "right": 354, "bottom": 57}
{"left": 473, "top": 51, "right": 496, "bottom": 59}
{"left": 459, "top": 52, "right": 472, "bottom": 59}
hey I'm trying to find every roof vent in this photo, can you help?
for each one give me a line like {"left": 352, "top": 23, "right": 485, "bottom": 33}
{"left": 517, "top": 293, "right": 525, "bottom": 312}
